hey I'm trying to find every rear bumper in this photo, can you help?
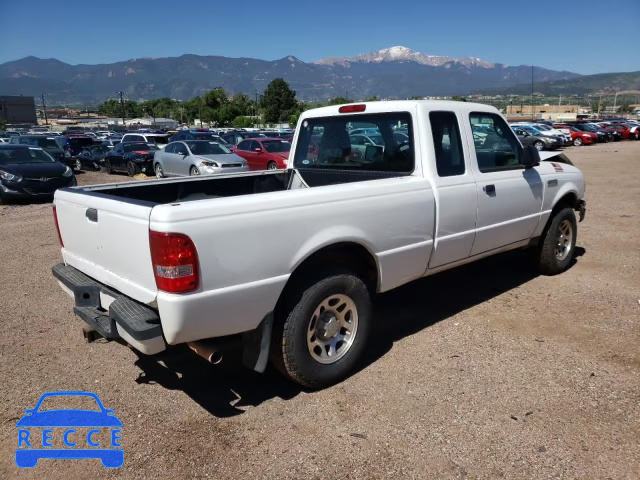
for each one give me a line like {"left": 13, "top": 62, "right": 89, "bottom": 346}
{"left": 52, "top": 263, "right": 166, "bottom": 354}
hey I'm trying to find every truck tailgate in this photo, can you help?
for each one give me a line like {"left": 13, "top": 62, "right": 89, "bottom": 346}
{"left": 54, "top": 189, "right": 157, "bottom": 304}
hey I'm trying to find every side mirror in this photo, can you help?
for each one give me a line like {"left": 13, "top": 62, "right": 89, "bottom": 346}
{"left": 521, "top": 145, "right": 540, "bottom": 168}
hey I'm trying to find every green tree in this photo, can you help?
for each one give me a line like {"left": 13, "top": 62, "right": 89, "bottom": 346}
{"left": 327, "top": 97, "right": 352, "bottom": 106}
{"left": 365, "top": 96, "right": 379, "bottom": 102}
{"left": 233, "top": 116, "right": 255, "bottom": 128}
{"left": 451, "top": 96, "right": 467, "bottom": 102}
{"left": 0, "top": 119, "right": 7, "bottom": 130}
{"left": 260, "top": 78, "right": 298, "bottom": 123}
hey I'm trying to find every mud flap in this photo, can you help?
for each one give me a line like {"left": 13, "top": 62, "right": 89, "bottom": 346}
{"left": 242, "top": 313, "right": 273, "bottom": 373}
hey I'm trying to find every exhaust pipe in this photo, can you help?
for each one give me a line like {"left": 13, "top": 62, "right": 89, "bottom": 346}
{"left": 188, "top": 340, "right": 223, "bottom": 364}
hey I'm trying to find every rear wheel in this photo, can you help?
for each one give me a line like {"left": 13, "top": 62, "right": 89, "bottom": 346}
{"left": 75, "top": 159, "right": 82, "bottom": 171}
{"left": 534, "top": 207, "right": 577, "bottom": 275}
{"left": 273, "top": 271, "right": 373, "bottom": 389}
{"left": 533, "top": 140, "right": 544, "bottom": 151}
{"left": 573, "top": 137, "right": 583, "bottom": 146}
{"left": 155, "top": 163, "right": 164, "bottom": 179}
{"left": 189, "top": 166, "right": 200, "bottom": 176}
{"left": 103, "top": 159, "right": 113, "bottom": 174}
{"left": 126, "top": 161, "right": 139, "bottom": 177}
{"left": 267, "top": 161, "right": 278, "bottom": 170}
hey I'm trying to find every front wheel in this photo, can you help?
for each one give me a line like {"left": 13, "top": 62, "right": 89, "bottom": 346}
{"left": 103, "top": 159, "right": 113, "bottom": 174}
{"left": 189, "top": 166, "right": 200, "bottom": 176}
{"left": 535, "top": 207, "right": 577, "bottom": 275}
{"left": 533, "top": 140, "right": 544, "bottom": 151}
{"left": 573, "top": 137, "right": 583, "bottom": 146}
{"left": 267, "top": 161, "right": 278, "bottom": 170}
{"left": 75, "top": 159, "right": 82, "bottom": 171}
{"left": 155, "top": 163, "right": 164, "bottom": 179}
{"left": 273, "top": 272, "right": 373, "bottom": 389}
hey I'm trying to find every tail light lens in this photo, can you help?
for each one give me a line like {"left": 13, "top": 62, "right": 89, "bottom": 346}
{"left": 53, "top": 205, "right": 63, "bottom": 247}
{"left": 149, "top": 231, "right": 199, "bottom": 293}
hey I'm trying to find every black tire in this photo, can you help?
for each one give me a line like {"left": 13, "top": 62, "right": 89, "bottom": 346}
{"left": 189, "top": 166, "right": 200, "bottom": 176}
{"left": 533, "top": 140, "right": 545, "bottom": 151}
{"left": 126, "top": 161, "right": 139, "bottom": 177}
{"left": 535, "top": 207, "right": 577, "bottom": 276}
{"left": 75, "top": 158, "right": 83, "bottom": 172}
{"left": 267, "top": 161, "right": 278, "bottom": 170}
{"left": 573, "top": 137, "right": 583, "bottom": 146}
{"left": 103, "top": 159, "right": 113, "bottom": 174}
{"left": 273, "top": 271, "right": 373, "bottom": 389}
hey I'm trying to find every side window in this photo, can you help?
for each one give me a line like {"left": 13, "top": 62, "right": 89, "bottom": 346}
{"left": 115, "top": 144, "right": 123, "bottom": 153}
{"left": 469, "top": 112, "right": 520, "bottom": 173}
{"left": 429, "top": 111, "right": 465, "bottom": 177}
{"left": 237, "top": 140, "right": 250, "bottom": 151}
{"left": 174, "top": 143, "right": 188, "bottom": 155}
{"left": 164, "top": 143, "right": 175, "bottom": 154}
{"left": 250, "top": 140, "right": 260, "bottom": 151}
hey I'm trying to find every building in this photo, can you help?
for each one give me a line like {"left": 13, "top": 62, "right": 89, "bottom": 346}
{"left": 0, "top": 96, "right": 37, "bottom": 124}
{"left": 506, "top": 104, "right": 580, "bottom": 122}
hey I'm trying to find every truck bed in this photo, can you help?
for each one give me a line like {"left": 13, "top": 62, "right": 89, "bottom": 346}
{"left": 62, "top": 169, "right": 409, "bottom": 206}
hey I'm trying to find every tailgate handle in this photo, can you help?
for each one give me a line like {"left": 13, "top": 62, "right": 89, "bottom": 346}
{"left": 86, "top": 208, "right": 98, "bottom": 222}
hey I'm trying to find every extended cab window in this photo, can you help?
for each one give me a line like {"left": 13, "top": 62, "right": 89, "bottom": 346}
{"left": 429, "top": 111, "right": 465, "bottom": 177}
{"left": 294, "top": 112, "right": 414, "bottom": 172}
{"left": 470, "top": 112, "right": 520, "bottom": 172}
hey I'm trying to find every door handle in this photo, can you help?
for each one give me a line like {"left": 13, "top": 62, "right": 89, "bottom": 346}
{"left": 484, "top": 184, "right": 496, "bottom": 194}
{"left": 86, "top": 208, "right": 98, "bottom": 222}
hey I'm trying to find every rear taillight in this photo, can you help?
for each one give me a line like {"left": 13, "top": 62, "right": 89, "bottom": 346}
{"left": 53, "top": 205, "right": 63, "bottom": 247}
{"left": 149, "top": 231, "right": 199, "bottom": 293}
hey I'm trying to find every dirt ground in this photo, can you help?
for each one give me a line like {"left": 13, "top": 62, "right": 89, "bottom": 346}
{"left": 1, "top": 142, "right": 639, "bottom": 479}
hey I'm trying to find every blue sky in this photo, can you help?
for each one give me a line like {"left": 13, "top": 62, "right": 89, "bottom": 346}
{"left": 1, "top": 0, "right": 638, "bottom": 74}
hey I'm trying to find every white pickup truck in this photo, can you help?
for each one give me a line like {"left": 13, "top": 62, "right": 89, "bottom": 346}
{"left": 52, "top": 101, "right": 586, "bottom": 388}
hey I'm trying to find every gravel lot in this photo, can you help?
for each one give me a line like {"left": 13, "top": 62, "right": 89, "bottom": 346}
{"left": 1, "top": 142, "right": 639, "bottom": 479}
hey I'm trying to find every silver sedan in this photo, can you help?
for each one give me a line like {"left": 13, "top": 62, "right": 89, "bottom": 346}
{"left": 153, "top": 140, "right": 249, "bottom": 178}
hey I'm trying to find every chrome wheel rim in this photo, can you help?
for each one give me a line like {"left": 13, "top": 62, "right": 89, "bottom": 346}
{"left": 191, "top": 167, "right": 200, "bottom": 176}
{"left": 155, "top": 164, "right": 163, "bottom": 178}
{"left": 535, "top": 142, "right": 544, "bottom": 151}
{"left": 75, "top": 159, "right": 81, "bottom": 170}
{"left": 267, "top": 163, "right": 278, "bottom": 170}
{"left": 307, "top": 294, "right": 358, "bottom": 364}
{"left": 555, "top": 219, "right": 573, "bottom": 261}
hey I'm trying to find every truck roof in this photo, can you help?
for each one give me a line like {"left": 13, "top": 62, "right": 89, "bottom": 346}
{"left": 301, "top": 100, "right": 500, "bottom": 119}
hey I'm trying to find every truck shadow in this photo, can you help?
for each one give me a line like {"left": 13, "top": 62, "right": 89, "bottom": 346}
{"left": 132, "top": 246, "right": 585, "bottom": 418}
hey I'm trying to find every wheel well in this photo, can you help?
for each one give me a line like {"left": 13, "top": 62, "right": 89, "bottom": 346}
{"left": 275, "top": 242, "right": 379, "bottom": 314}
{"left": 553, "top": 192, "right": 578, "bottom": 214}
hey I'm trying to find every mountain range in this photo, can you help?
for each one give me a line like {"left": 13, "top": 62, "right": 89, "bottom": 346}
{"left": 0, "top": 46, "right": 633, "bottom": 105}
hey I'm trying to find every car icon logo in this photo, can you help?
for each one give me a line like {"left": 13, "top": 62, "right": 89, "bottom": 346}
{"left": 15, "top": 391, "right": 123, "bottom": 468}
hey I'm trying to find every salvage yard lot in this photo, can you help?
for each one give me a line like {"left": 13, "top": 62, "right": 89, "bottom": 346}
{"left": 1, "top": 142, "right": 639, "bottom": 479}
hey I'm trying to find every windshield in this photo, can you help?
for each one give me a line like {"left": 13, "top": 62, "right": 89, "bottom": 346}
{"left": 149, "top": 135, "right": 170, "bottom": 145}
{"left": 90, "top": 146, "right": 109, "bottom": 154}
{"left": 0, "top": 148, "right": 56, "bottom": 165}
{"left": 522, "top": 126, "right": 541, "bottom": 134}
{"left": 536, "top": 125, "right": 551, "bottom": 130}
{"left": 191, "top": 133, "right": 218, "bottom": 141}
{"left": 186, "top": 141, "right": 231, "bottom": 155}
{"left": 34, "top": 137, "right": 60, "bottom": 148}
{"left": 262, "top": 140, "right": 291, "bottom": 153}
{"left": 124, "top": 143, "right": 158, "bottom": 152}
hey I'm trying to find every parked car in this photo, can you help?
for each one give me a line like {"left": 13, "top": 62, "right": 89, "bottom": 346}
{"left": 153, "top": 140, "right": 248, "bottom": 178}
{"left": 169, "top": 130, "right": 229, "bottom": 145}
{"left": 121, "top": 133, "right": 171, "bottom": 149}
{"left": 75, "top": 144, "right": 110, "bottom": 171}
{"left": 0, "top": 144, "right": 75, "bottom": 203}
{"left": 610, "top": 122, "right": 639, "bottom": 139}
{"left": 51, "top": 101, "right": 586, "bottom": 388}
{"left": 570, "top": 123, "right": 612, "bottom": 142}
{"left": 63, "top": 135, "right": 96, "bottom": 158}
{"left": 532, "top": 124, "right": 571, "bottom": 145}
{"left": 512, "top": 127, "right": 558, "bottom": 150}
{"left": 218, "top": 130, "right": 265, "bottom": 146}
{"left": 550, "top": 126, "right": 596, "bottom": 146}
{"left": 231, "top": 137, "right": 291, "bottom": 170}
{"left": 511, "top": 125, "right": 566, "bottom": 146}
{"left": 103, "top": 142, "right": 158, "bottom": 176}
{"left": 599, "top": 123, "right": 632, "bottom": 139}
{"left": 9, "top": 134, "right": 72, "bottom": 166}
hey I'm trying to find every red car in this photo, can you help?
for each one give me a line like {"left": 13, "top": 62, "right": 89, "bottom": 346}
{"left": 603, "top": 123, "right": 633, "bottom": 139}
{"left": 553, "top": 125, "right": 596, "bottom": 146}
{"left": 231, "top": 137, "right": 291, "bottom": 170}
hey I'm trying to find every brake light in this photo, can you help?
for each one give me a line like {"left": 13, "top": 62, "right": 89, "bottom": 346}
{"left": 53, "top": 205, "right": 63, "bottom": 247}
{"left": 149, "top": 231, "right": 199, "bottom": 293}
{"left": 339, "top": 104, "right": 366, "bottom": 113}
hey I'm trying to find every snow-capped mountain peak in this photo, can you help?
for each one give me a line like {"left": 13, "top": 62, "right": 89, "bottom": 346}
{"left": 315, "top": 46, "right": 495, "bottom": 68}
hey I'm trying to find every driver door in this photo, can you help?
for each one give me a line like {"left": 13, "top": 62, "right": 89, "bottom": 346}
{"left": 171, "top": 142, "right": 190, "bottom": 176}
{"left": 467, "top": 112, "right": 543, "bottom": 255}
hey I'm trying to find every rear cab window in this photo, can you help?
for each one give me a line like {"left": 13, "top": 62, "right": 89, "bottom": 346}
{"left": 294, "top": 112, "right": 414, "bottom": 172}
